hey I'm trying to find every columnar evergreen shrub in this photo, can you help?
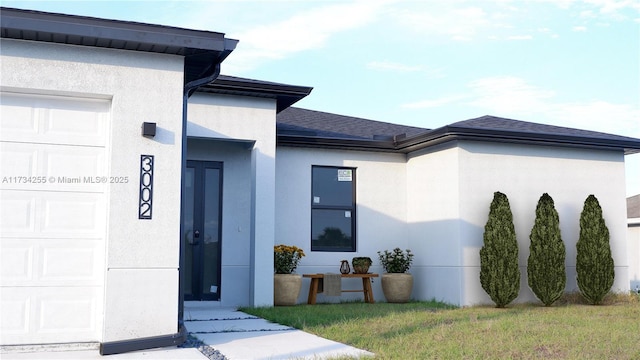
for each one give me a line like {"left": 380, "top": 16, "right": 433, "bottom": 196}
{"left": 527, "top": 193, "right": 566, "bottom": 306}
{"left": 576, "top": 195, "right": 615, "bottom": 305}
{"left": 480, "top": 191, "right": 520, "bottom": 308}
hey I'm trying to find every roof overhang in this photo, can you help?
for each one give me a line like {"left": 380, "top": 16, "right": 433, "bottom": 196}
{"left": 278, "top": 124, "right": 640, "bottom": 155}
{"left": 396, "top": 125, "right": 640, "bottom": 155}
{"left": 0, "top": 7, "right": 238, "bottom": 85}
{"left": 197, "top": 75, "right": 313, "bottom": 113}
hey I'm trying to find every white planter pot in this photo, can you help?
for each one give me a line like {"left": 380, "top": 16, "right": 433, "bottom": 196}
{"left": 381, "top": 273, "right": 413, "bottom": 303}
{"left": 274, "top": 274, "right": 302, "bottom": 306}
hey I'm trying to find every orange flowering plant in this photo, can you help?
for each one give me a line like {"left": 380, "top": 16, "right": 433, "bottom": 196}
{"left": 274, "top": 244, "right": 306, "bottom": 274}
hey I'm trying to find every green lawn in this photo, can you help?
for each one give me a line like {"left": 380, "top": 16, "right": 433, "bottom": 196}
{"left": 241, "top": 294, "right": 640, "bottom": 359}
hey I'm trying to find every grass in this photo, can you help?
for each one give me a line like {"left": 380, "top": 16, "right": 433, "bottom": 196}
{"left": 240, "top": 293, "right": 640, "bottom": 359}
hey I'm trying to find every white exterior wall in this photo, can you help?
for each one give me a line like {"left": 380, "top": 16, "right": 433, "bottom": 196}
{"left": 455, "top": 141, "right": 628, "bottom": 305}
{"left": 187, "top": 93, "right": 277, "bottom": 306}
{"left": 275, "top": 147, "right": 407, "bottom": 304}
{"left": 276, "top": 142, "right": 629, "bottom": 307}
{"left": 1, "top": 39, "right": 185, "bottom": 343}
{"left": 406, "top": 141, "right": 628, "bottom": 306}
{"left": 406, "top": 144, "right": 463, "bottom": 305}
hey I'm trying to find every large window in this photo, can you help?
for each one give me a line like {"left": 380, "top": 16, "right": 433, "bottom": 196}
{"left": 311, "top": 166, "right": 356, "bottom": 251}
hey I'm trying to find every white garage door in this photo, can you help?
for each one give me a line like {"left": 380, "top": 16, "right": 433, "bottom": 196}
{"left": 0, "top": 93, "right": 109, "bottom": 345}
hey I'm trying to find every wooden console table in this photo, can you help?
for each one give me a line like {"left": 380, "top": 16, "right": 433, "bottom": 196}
{"left": 303, "top": 273, "right": 379, "bottom": 304}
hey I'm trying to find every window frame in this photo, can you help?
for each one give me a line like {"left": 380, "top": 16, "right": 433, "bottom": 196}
{"left": 310, "top": 165, "right": 357, "bottom": 252}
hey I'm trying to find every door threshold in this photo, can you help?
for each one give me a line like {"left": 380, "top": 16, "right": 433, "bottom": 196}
{"left": 184, "top": 301, "right": 224, "bottom": 309}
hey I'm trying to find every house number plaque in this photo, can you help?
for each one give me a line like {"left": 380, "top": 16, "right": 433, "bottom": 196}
{"left": 138, "top": 155, "right": 154, "bottom": 219}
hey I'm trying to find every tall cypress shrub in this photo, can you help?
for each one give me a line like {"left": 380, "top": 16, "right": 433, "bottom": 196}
{"left": 527, "top": 193, "right": 566, "bottom": 306}
{"left": 576, "top": 194, "right": 614, "bottom": 305}
{"left": 480, "top": 192, "right": 520, "bottom": 308}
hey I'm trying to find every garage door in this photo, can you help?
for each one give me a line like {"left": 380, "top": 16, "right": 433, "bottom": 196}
{"left": 0, "top": 93, "right": 109, "bottom": 345}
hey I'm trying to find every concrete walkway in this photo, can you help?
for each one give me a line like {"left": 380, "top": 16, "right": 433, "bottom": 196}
{"left": 1, "top": 303, "right": 373, "bottom": 360}
{"left": 183, "top": 302, "right": 373, "bottom": 359}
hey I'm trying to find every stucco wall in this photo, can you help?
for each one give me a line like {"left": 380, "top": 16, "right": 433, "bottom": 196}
{"left": 276, "top": 141, "right": 629, "bottom": 307}
{"left": 275, "top": 147, "right": 407, "bottom": 304}
{"left": 455, "top": 141, "right": 628, "bottom": 305}
{"left": 1, "top": 39, "right": 185, "bottom": 342}
{"left": 407, "top": 141, "right": 628, "bottom": 306}
{"left": 187, "top": 93, "right": 277, "bottom": 306}
{"left": 406, "top": 144, "right": 463, "bottom": 305}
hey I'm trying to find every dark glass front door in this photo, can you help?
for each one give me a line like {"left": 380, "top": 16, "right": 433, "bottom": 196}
{"left": 183, "top": 161, "right": 222, "bottom": 300}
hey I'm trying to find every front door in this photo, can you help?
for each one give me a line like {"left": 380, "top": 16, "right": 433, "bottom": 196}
{"left": 182, "top": 161, "right": 223, "bottom": 300}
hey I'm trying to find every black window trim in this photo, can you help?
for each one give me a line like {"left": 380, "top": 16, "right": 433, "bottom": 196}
{"left": 311, "top": 165, "right": 357, "bottom": 252}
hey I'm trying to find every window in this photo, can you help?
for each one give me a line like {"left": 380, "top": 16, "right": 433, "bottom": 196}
{"left": 311, "top": 166, "right": 356, "bottom": 251}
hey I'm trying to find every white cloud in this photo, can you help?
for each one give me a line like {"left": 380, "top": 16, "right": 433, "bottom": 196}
{"left": 586, "top": 0, "right": 640, "bottom": 15}
{"left": 391, "top": 5, "right": 490, "bottom": 41}
{"left": 558, "top": 0, "right": 640, "bottom": 21}
{"left": 572, "top": 25, "right": 588, "bottom": 31}
{"left": 467, "top": 76, "right": 555, "bottom": 114}
{"left": 222, "top": 1, "right": 386, "bottom": 73}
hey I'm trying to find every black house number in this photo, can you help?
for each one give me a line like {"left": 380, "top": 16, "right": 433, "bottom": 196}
{"left": 138, "top": 155, "right": 154, "bottom": 219}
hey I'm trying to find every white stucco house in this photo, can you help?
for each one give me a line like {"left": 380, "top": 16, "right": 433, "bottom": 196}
{"left": 2, "top": 7, "right": 639, "bottom": 354}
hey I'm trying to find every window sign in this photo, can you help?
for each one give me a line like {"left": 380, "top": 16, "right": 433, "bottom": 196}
{"left": 338, "top": 169, "right": 352, "bottom": 182}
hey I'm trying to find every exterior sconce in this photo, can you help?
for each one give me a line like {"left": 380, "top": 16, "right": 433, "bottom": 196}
{"left": 142, "top": 122, "right": 156, "bottom": 137}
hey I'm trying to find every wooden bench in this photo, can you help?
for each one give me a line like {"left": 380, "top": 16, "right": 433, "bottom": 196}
{"left": 302, "top": 273, "right": 379, "bottom": 304}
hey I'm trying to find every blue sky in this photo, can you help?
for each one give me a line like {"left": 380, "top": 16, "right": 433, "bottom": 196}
{"left": 3, "top": 0, "right": 639, "bottom": 195}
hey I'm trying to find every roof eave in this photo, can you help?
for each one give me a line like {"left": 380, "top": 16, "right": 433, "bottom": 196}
{"left": 0, "top": 7, "right": 231, "bottom": 52}
{"left": 199, "top": 77, "right": 313, "bottom": 113}
{"left": 277, "top": 126, "right": 640, "bottom": 155}
{"left": 277, "top": 135, "right": 395, "bottom": 152}
{"left": 0, "top": 7, "right": 238, "bottom": 86}
{"left": 397, "top": 126, "right": 640, "bottom": 154}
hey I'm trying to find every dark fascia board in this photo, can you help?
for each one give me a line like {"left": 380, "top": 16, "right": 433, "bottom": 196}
{"left": 1, "top": 7, "right": 231, "bottom": 53}
{"left": 278, "top": 125, "right": 640, "bottom": 155}
{"left": 0, "top": 7, "right": 238, "bottom": 83}
{"left": 198, "top": 76, "right": 313, "bottom": 113}
{"left": 395, "top": 125, "right": 640, "bottom": 155}
{"left": 277, "top": 134, "right": 395, "bottom": 152}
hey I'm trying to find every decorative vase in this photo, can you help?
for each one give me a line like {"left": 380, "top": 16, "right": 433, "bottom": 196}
{"left": 381, "top": 273, "right": 413, "bottom": 303}
{"left": 352, "top": 257, "right": 372, "bottom": 274}
{"left": 340, "top": 260, "right": 351, "bottom": 274}
{"left": 273, "top": 274, "right": 302, "bottom": 306}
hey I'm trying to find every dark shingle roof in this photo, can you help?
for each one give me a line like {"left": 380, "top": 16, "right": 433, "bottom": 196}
{"left": 450, "top": 115, "right": 639, "bottom": 144}
{"left": 277, "top": 111, "right": 640, "bottom": 155}
{"left": 277, "top": 107, "right": 428, "bottom": 140}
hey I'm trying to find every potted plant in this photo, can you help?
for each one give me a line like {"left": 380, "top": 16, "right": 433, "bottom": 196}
{"left": 377, "top": 248, "right": 414, "bottom": 303}
{"left": 352, "top": 257, "right": 372, "bottom": 274}
{"left": 273, "top": 244, "right": 305, "bottom": 306}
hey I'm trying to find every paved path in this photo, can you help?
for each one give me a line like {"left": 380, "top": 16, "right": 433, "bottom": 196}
{"left": 184, "top": 304, "right": 373, "bottom": 359}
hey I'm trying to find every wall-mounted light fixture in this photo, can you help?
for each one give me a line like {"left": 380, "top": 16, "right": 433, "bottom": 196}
{"left": 142, "top": 122, "right": 156, "bottom": 137}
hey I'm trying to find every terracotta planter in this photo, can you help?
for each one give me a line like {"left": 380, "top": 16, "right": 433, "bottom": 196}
{"left": 274, "top": 273, "right": 302, "bottom": 306}
{"left": 381, "top": 273, "right": 413, "bottom": 303}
